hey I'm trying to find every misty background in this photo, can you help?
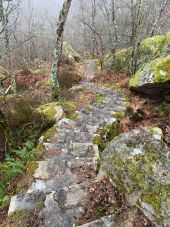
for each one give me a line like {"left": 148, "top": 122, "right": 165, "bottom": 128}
{"left": 1, "top": 0, "right": 170, "bottom": 67}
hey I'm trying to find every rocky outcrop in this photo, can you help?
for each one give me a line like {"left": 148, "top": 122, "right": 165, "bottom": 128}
{"left": 129, "top": 32, "right": 170, "bottom": 95}
{"left": 105, "top": 32, "right": 170, "bottom": 73}
{"left": 99, "top": 127, "right": 170, "bottom": 226}
{"left": 129, "top": 55, "right": 170, "bottom": 95}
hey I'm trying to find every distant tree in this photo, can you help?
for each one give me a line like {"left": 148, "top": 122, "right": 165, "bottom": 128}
{"left": 50, "top": 0, "right": 72, "bottom": 98}
{"left": 0, "top": 0, "right": 21, "bottom": 94}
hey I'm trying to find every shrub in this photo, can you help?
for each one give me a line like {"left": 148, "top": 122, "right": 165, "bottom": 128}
{"left": 0, "top": 96, "right": 54, "bottom": 157}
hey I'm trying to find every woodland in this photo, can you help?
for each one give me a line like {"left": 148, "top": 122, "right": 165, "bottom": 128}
{"left": 0, "top": 0, "right": 170, "bottom": 226}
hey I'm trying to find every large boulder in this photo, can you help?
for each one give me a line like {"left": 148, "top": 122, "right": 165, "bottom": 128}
{"left": 99, "top": 127, "right": 170, "bottom": 226}
{"left": 129, "top": 55, "right": 170, "bottom": 95}
{"left": 105, "top": 32, "right": 170, "bottom": 73}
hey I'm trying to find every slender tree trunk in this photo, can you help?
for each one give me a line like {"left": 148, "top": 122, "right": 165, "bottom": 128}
{"left": 111, "top": 0, "right": 118, "bottom": 49}
{"left": 130, "top": 0, "right": 143, "bottom": 75}
{"left": 0, "top": 0, "right": 16, "bottom": 93}
{"left": 50, "top": 0, "right": 72, "bottom": 98}
{"left": 150, "top": 0, "right": 168, "bottom": 37}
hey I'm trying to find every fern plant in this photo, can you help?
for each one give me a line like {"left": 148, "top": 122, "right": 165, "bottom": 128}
{"left": 0, "top": 140, "right": 35, "bottom": 206}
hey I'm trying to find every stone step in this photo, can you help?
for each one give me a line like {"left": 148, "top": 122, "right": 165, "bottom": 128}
{"left": 8, "top": 192, "right": 46, "bottom": 215}
{"left": 7, "top": 81, "right": 127, "bottom": 224}
{"left": 77, "top": 215, "right": 115, "bottom": 227}
{"left": 69, "top": 142, "right": 99, "bottom": 163}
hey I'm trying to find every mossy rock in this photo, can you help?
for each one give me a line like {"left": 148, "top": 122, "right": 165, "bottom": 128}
{"left": 59, "top": 100, "right": 78, "bottom": 118}
{"left": 99, "top": 127, "right": 170, "bottom": 226}
{"left": 37, "top": 102, "right": 63, "bottom": 121}
{"left": 105, "top": 32, "right": 170, "bottom": 73}
{"left": 129, "top": 55, "right": 170, "bottom": 95}
{"left": 63, "top": 42, "right": 81, "bottom": 62}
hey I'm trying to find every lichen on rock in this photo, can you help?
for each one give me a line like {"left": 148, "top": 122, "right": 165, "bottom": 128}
{"left": 99, "top": 127, "right": 170, "bottom": 225}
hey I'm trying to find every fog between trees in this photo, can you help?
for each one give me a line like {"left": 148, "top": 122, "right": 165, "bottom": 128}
{"left": 0, "top": 0, "right": 169, "bottom": 67}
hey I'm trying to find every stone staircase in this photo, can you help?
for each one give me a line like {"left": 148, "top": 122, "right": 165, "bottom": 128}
{"left": 8, "top": 81, "right": 126, "bottom": 226}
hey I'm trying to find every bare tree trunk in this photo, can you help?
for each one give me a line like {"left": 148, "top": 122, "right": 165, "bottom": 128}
{"left": 50, "top": 0, "right": 72, "bottom": 98}
{"left": 91, "top": 0, "right": 97, "bottom": 56}
{"left": 150, "top": 0, "right": 168, "bottom": 36}
{"left": 0, "top": 0, "right": 16, "bottom": 93}
{"left": 130, "top": 0, "right": 144, "bottom": 75}
{"left": 111, "top": 0, "right": 118, "bottom": 49}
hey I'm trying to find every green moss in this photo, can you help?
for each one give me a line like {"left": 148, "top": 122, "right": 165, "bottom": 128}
{"left": 26, "top": 161, "right": 39, "bottom": 176}
{"left": 153, "top": 55, "right": 170, "bottom": 82}
{"left": 129, "top": 66, "right": 143, "bottom": 88}
{"left": 144, "top": 184, "right": 170, "bottom": 213}
{"left": 43, "top": 126, "right": 56, "bottom": 140}
{"left": 37, "top": 103, "right": 57, "bottom": 120}
{"left": 96, "top": 93, "right": 104, "bottom": 103}
{"left": 59, "top": 100, "right": 78, "bottom": 118}
{"left": 110, "top": 145, "right": 170, "bottom": 214}
{"left": 109, "top": 173, "right": 126, "bottom": 192}
{"left": 115, "top": 47, "right": 132, "bottom": 59}
{"left": 93, "top": 122, "right": 118, "bottom": 152}
{"left": 34, "top": 68, "right": 46, "bottom": 76}
{"left": 141, "top": 35, "right": 167, "bottom": 58}
{"left": 70, "top": 112, "right": 79, "bottom": 121}
{"left": 112, "top": 111, "right": 125, "bottom": 119}
{"left": 92, "top": 135, "right": 105, "bottom": 149}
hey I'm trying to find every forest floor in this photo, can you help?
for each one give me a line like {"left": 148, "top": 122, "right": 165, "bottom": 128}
{"left": 0, "top": 60, "right": 170, "bottom": 226}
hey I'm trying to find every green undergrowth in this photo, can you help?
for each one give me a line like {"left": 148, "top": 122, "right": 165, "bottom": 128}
{"left": 0, "top": 141, "right": 35, "bottom": 206}
{"left": 0, "top": 96, "right": 56, "bottom": 208}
